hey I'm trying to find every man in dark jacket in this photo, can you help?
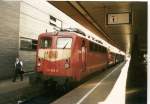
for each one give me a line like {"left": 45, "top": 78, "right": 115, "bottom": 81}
{"left": 12, "top": 57, "right": 24, "bottom": 82}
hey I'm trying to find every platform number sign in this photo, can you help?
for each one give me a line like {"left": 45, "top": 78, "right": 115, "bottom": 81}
{"left": 107, "top": 13, "right": 131, "bottom": 25}
{"left": 110, "top": 15, "right": 118, "bottom": 24}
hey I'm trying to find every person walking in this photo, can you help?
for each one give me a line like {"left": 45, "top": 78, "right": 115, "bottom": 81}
{"left": 12, "top": 57, "right": 24, "bottom": 82}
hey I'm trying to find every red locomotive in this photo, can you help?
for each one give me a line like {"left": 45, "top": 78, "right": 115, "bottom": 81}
{"left": 35, "top": 28, "right": 124, "bottom": 84}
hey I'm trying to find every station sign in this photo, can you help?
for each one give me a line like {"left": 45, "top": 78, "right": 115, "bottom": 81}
{"left": 107, "top": 13, "right": 131, "bottom": 25}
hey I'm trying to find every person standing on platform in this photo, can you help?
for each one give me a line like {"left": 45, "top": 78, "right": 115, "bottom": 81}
{"left": 12, "top": 57, "right": 24, "bottom": 82}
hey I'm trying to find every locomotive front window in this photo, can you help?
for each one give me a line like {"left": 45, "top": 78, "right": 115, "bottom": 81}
{"left": 40, "top": 38, "right": 52, "bottom": 48}
{"left": 57, "top": 38, "right": 72, "bottom": 49}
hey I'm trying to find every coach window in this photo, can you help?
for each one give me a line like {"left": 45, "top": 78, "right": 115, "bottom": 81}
{"left": 40, "top": 38, "right": 52, "bottom": 48}
{"left": 57, "top": 38, "right": 72, "bottom": 49}
{"left": 98, "top": 45, "right": 100, "bottom": 52}
{"left": 99, "top": 45, "right": 102, "bottom": 52}
{"left": 102, "top": 47, "right": 106, "bottom": 53}
{"left": 93, "top": 43, "right": 97, "bottom": 52}
{"left": 104, "top": 47, "right": 107, "bottom": 53}
{"left": 96, "top": 44, "right": 99, "bottom": 52}
{"left": 101, "top": 46, "right": 103, "bottom": 52}
{"left": 93, "top": 44, "right": 96, "bottom": 51}
{"left": 89, "top": 42, "right": 92, "bottom": 51}
{"left": 81, "top": 40, "right": 85, "bottom": 47}
{"left": 91, "top": 42, "right": 94, "bottom": 51}
{"left": 102, "top": 46, "right": 105, "bottom": 53}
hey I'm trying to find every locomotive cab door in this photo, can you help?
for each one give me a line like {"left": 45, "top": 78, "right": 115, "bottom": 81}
{"left": 81, "top": 40, "right": 86, "bottom": 72}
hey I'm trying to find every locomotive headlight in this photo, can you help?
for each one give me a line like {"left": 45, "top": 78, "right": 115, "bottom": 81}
{"left": 64, "top": 63, "right": 69, "bottom": 69}
{"left": 37, "top": 63, "right": 41, "bottom": 67}
{"left": 64, "top": 59, "right": 70, "bottom": 69}
{"left": 37, "top": 58, "right": 41, "bottom": 67}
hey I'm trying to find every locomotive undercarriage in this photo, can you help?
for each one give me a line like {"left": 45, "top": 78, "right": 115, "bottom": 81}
{"left": 29, "top": 71, "right": 77, "bottom": 91}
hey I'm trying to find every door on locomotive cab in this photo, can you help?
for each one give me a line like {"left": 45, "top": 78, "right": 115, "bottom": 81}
{"left": 81, "top": 40, "right": 86, "bottom": 72}
{"left": 39, "top": 37, "right": 53, "bottom": 70}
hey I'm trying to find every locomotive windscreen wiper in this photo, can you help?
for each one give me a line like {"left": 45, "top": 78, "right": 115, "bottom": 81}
{"left": 63, "top": 41, "right": 69, "bottom": 49}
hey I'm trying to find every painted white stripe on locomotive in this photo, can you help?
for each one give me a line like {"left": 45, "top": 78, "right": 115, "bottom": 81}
{"left": 38, "top": 49, "right": 71, "bottom": 61}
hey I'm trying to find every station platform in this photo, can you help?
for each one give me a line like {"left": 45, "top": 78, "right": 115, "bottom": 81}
{"left": 52, "top": 59, "right": 130, "bottom": 104}
{"left": 0, "top": 71, "right": 59, "bottom": 104}
{"left": 0, "top": 74, "right": 30, "bottom": 104}
{"left": 0, "top": 77, "right": 29, "bottom": 93}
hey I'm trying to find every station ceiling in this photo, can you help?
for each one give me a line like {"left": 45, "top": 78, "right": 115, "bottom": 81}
{"left": 49, "top": 1, "right": 147, "bottom": 53}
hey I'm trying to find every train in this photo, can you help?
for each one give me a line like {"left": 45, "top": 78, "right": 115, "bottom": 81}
{"left": 34, "top": 28, "right": 125, "bottom": 85}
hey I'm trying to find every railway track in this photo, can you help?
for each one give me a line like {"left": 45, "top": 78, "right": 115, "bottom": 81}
{"left": 20, "top": 82, "right": 74, "bottom": 104}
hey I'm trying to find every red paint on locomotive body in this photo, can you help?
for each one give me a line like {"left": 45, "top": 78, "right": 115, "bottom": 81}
{"left": 36, "top": 32, "right": 74, "bottom": 78}
{"left": 35, "top": 32, "right": 117, "bottom": 83}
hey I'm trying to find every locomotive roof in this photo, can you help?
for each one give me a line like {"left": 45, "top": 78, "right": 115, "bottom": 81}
{"left": 39, "top": 31, "right": 104, "bottom": 46}
{"left": 39, "top": 31, "right": 74, "bottom": 36}
{"left": 39, "top": 31, "right": 124, "bottom": 55}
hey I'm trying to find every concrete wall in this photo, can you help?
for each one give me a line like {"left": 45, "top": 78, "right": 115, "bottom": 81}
{"left": 19, "top": 0, "right": 55, "bottom": 40}
{"left": 19, "top": 0, "right": 60, "bottom": 72}
{"left": 0, "top": 1, "right": 20, "bottom": 80}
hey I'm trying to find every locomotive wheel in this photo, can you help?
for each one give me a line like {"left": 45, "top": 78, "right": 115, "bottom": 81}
{"left": 63, "top": 82, "right": 70, "bottom": 91}
{"left": 29, "top": 72, "right": 44, "bottom": 86}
